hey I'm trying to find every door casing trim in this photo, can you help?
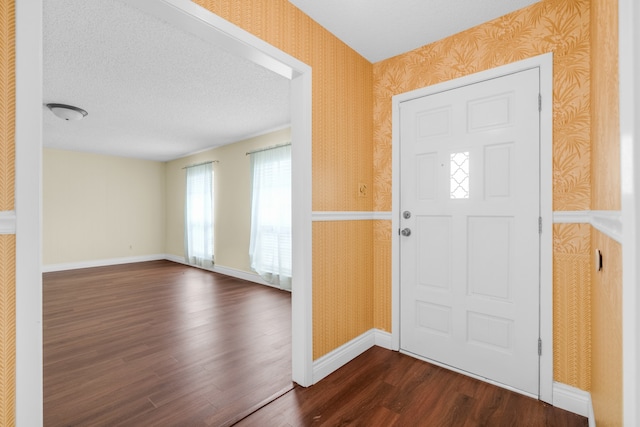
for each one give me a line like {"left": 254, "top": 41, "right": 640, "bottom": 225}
{"left": 391, "top": 53, "right": 553, "bottom": 403}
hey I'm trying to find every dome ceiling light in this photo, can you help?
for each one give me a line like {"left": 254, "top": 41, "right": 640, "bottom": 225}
{"left": 46, "top": 103, "right": 88, "bottom": 121}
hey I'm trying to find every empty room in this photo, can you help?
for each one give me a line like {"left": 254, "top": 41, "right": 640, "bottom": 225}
{"left": 41, "top": 1, "right": 295, "bottom": 424}
{"left": 2, "top": 0, "right": 639, "bottom": 426}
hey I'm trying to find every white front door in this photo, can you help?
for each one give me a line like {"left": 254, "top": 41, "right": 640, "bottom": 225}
{"left": 399, "top": 68, "right": 541, "bottom": 396}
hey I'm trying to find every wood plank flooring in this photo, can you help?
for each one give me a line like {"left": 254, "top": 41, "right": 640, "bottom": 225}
{"left": 45, "top": 260, "right": 588, "bottom": 426}
{"left": 43, "top": 260, "right": 292, "bottom": 426}
{"left": 238, "top": 346, "right": 589, "bottom": 427}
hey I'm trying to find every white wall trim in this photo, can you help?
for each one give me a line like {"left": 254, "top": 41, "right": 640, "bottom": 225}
{"left": 539, "top": 52, "right": 555, "bottom": 404}
{"left": 15, "top": 0, "right": 44, "bottom": 424}
{"left": 391, "top": 53, "right": 554, "bottom": 404}
{"left": 553, "top": 210, "right": 623, "bottom": 243}
{"left": 374, "top": 329, "right": 393, "bottom": 350}
{"left": 591, "top": 210, "right": 623, "bottom": 243}
{"left": 620, "top": 0, "right": 640, "bottom": 424}
{"left": 0, "top": 211, "right": 16, "bottom": 234}
{"left": 42, "top": 254, "right": 168, "bottom": 273}
{"left": 552, "top": 382, "right": 595, "bottom": 425}
{"left": 212, "top": 265, "right": 276, "bottom": 288}
{"left": 164, "top": 254, "right": 275, "bottom": 287}
{"left": 43, "top": 254, "right": 287, "bottom": 291}
{"left": 552, "top": 210, "right": 591, "bottom": 224}
{"left": 290, "top": 54, "right": 314, "bottom": 387}
{"left": 312, "top": 211, "right": 392, "bottom": 221}
{"left": 589, "top": 399, "right": 597, "bottom": 427}
{"left": 312, "top": 329, "right": 394, "bottom": 383}
{"left": 312, "top": 329, "right": 376, "bottom": 384}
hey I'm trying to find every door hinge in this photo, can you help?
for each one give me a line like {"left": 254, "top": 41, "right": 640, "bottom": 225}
{"left": 538, "top": 217, "right": 542, "bottom": 234}
{"left": 538, "top": 338, "right": 542, "bottom": 356}
{"left": 538, "top": 94, "right": 542, "bottom": 112}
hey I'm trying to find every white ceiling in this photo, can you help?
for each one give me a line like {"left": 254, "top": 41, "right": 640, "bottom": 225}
{"left": 288, "top": 0, "right": 540, "bottom": 63}
{"left": 44, "top": 0, "right": 540, "bottom": 162}
{"left": 43, "top": 0, "right": 292, "bottom": 162}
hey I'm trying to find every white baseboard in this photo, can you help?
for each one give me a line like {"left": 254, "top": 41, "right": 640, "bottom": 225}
{"left": 374, "top": 329, "right": 393, "bottom": 349}
{"left": 312, "top": 328, "right": 392, "bottom": 384}
{"left": 553, "top": 382, "right": 595, "bottom": 425}
{"left": 42, "top": 254, "right": 166, "bottom": 273}
{"left": 213, "top": 265, "right": 273, "bottom": 287}
{"left": 43, "top": 254, "right": 274, "bottom": 290}
{"left": 163, "top": 254, "right": 273, "bottom": 287}
{"left": 313, "top": 329, "right": 376, "bottom": 384}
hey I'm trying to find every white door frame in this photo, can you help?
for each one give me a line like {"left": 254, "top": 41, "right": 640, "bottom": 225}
{"left": 15, "top": 1, "right": 313, "bottom": 424}
{"left": 391, "top": 53, "right": 553, "bottom": 403}
{"left": 619, "top": 0, "right": 640, "bottom": 424}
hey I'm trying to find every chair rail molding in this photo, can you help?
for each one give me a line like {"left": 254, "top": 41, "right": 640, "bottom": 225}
{"left": 312, "top": 211, "right": 392, "bottom": 221}
{"left": 0, "top": 211, "right": 16, "bottom": 234}
{"left": 553, "top": 210, "right": 622, "bottom": 243}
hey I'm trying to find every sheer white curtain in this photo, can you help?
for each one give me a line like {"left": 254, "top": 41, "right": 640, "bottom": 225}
{"left": 249, "top": 145, "right": 292, "bottom": 290}
{"left": 184, "top": 163, "right": 214, "bottom": 269}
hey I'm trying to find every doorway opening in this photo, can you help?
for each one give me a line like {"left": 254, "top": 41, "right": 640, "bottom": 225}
{"left": 15, "top": 0, "right": 313, "bottom": 423}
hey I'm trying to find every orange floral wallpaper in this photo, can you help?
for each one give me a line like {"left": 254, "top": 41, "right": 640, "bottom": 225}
{"left": 0, "top": 0, "right": 14, "bottom": 212}
{"left": 590, "top": 230, "right": 622, "bottom": 427}
{"left": 0, "top": 236, "right": 15, "bottom": 426}
{"left": 373, "top": 220, "right": 391, "bottom": 331}
{"left": 553, "top": 223, "right": 591, "bottom": 389}
{"left": 312, "top": 221, "right": 373, "bottom": 359}
{"left": 590, "top": 0, "right": 622, "bottom": 424}
{"left": 0, "top": 0, "right": 622, "bottom": 418}
{"left": 194, "top": 0, "right": 373, "bottom": 213}
{"left": 591, "top": 0, "right": 620, "bottom": 211}
{"left": 372, "top": 0, "right": 592, "bottom": 387}
{"left": 0, "top": 0, "right": 15, "bottom": 424}
{"left": 373, "top": 0, "right": 590, "bottom": 212}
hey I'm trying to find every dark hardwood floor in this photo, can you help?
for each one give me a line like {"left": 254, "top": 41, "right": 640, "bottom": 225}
{"left": 43, "top": 260, "right": 292, "bottom": 426}
{"left": 237, "top": 347, "right": 588, "bottom": 427}
{"left": 45, "top": 260, "right": 588, "bottom": 426}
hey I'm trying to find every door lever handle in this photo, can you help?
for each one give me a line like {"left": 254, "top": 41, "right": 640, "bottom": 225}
{"left": 401, "top": 228, "right": 412, "bottom": 237}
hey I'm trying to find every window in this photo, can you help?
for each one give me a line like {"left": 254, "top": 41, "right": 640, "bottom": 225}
{"left": 249, "top": 144, "right": 292, "bottom": 290}
{"left": 450, "top": 151, "right": 470, "bottom": 199}
{"left": 184, "top": 162, "right": 214, "bottom": 268}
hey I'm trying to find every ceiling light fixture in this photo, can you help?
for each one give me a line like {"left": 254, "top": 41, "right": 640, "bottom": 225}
{"left": 46, "top": 103, "right": 88, "bottom": 121}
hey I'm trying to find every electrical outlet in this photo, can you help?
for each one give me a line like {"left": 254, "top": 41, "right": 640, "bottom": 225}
{"left": 358, "top": 183, "right": 367, "bottom": 197}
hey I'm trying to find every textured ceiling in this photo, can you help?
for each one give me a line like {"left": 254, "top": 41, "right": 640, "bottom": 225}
{"left": 44, "top": 0, "right": 541, "bottom": 162}
{"left": 288, "top": 0, "right": 540, "bottom": 63}
{"left": 43, "top": 0, "right": 292, "bottom": 162}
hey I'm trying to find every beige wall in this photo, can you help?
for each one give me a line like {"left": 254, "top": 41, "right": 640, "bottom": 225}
{"left": 165, "top": 128, "right": 291, "bottom": 273}
{"left": 43, "top": 128, "right": 290, "bottom": 272}
{"left": 43, "top": 148, "right": 166, "bottom": 265}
